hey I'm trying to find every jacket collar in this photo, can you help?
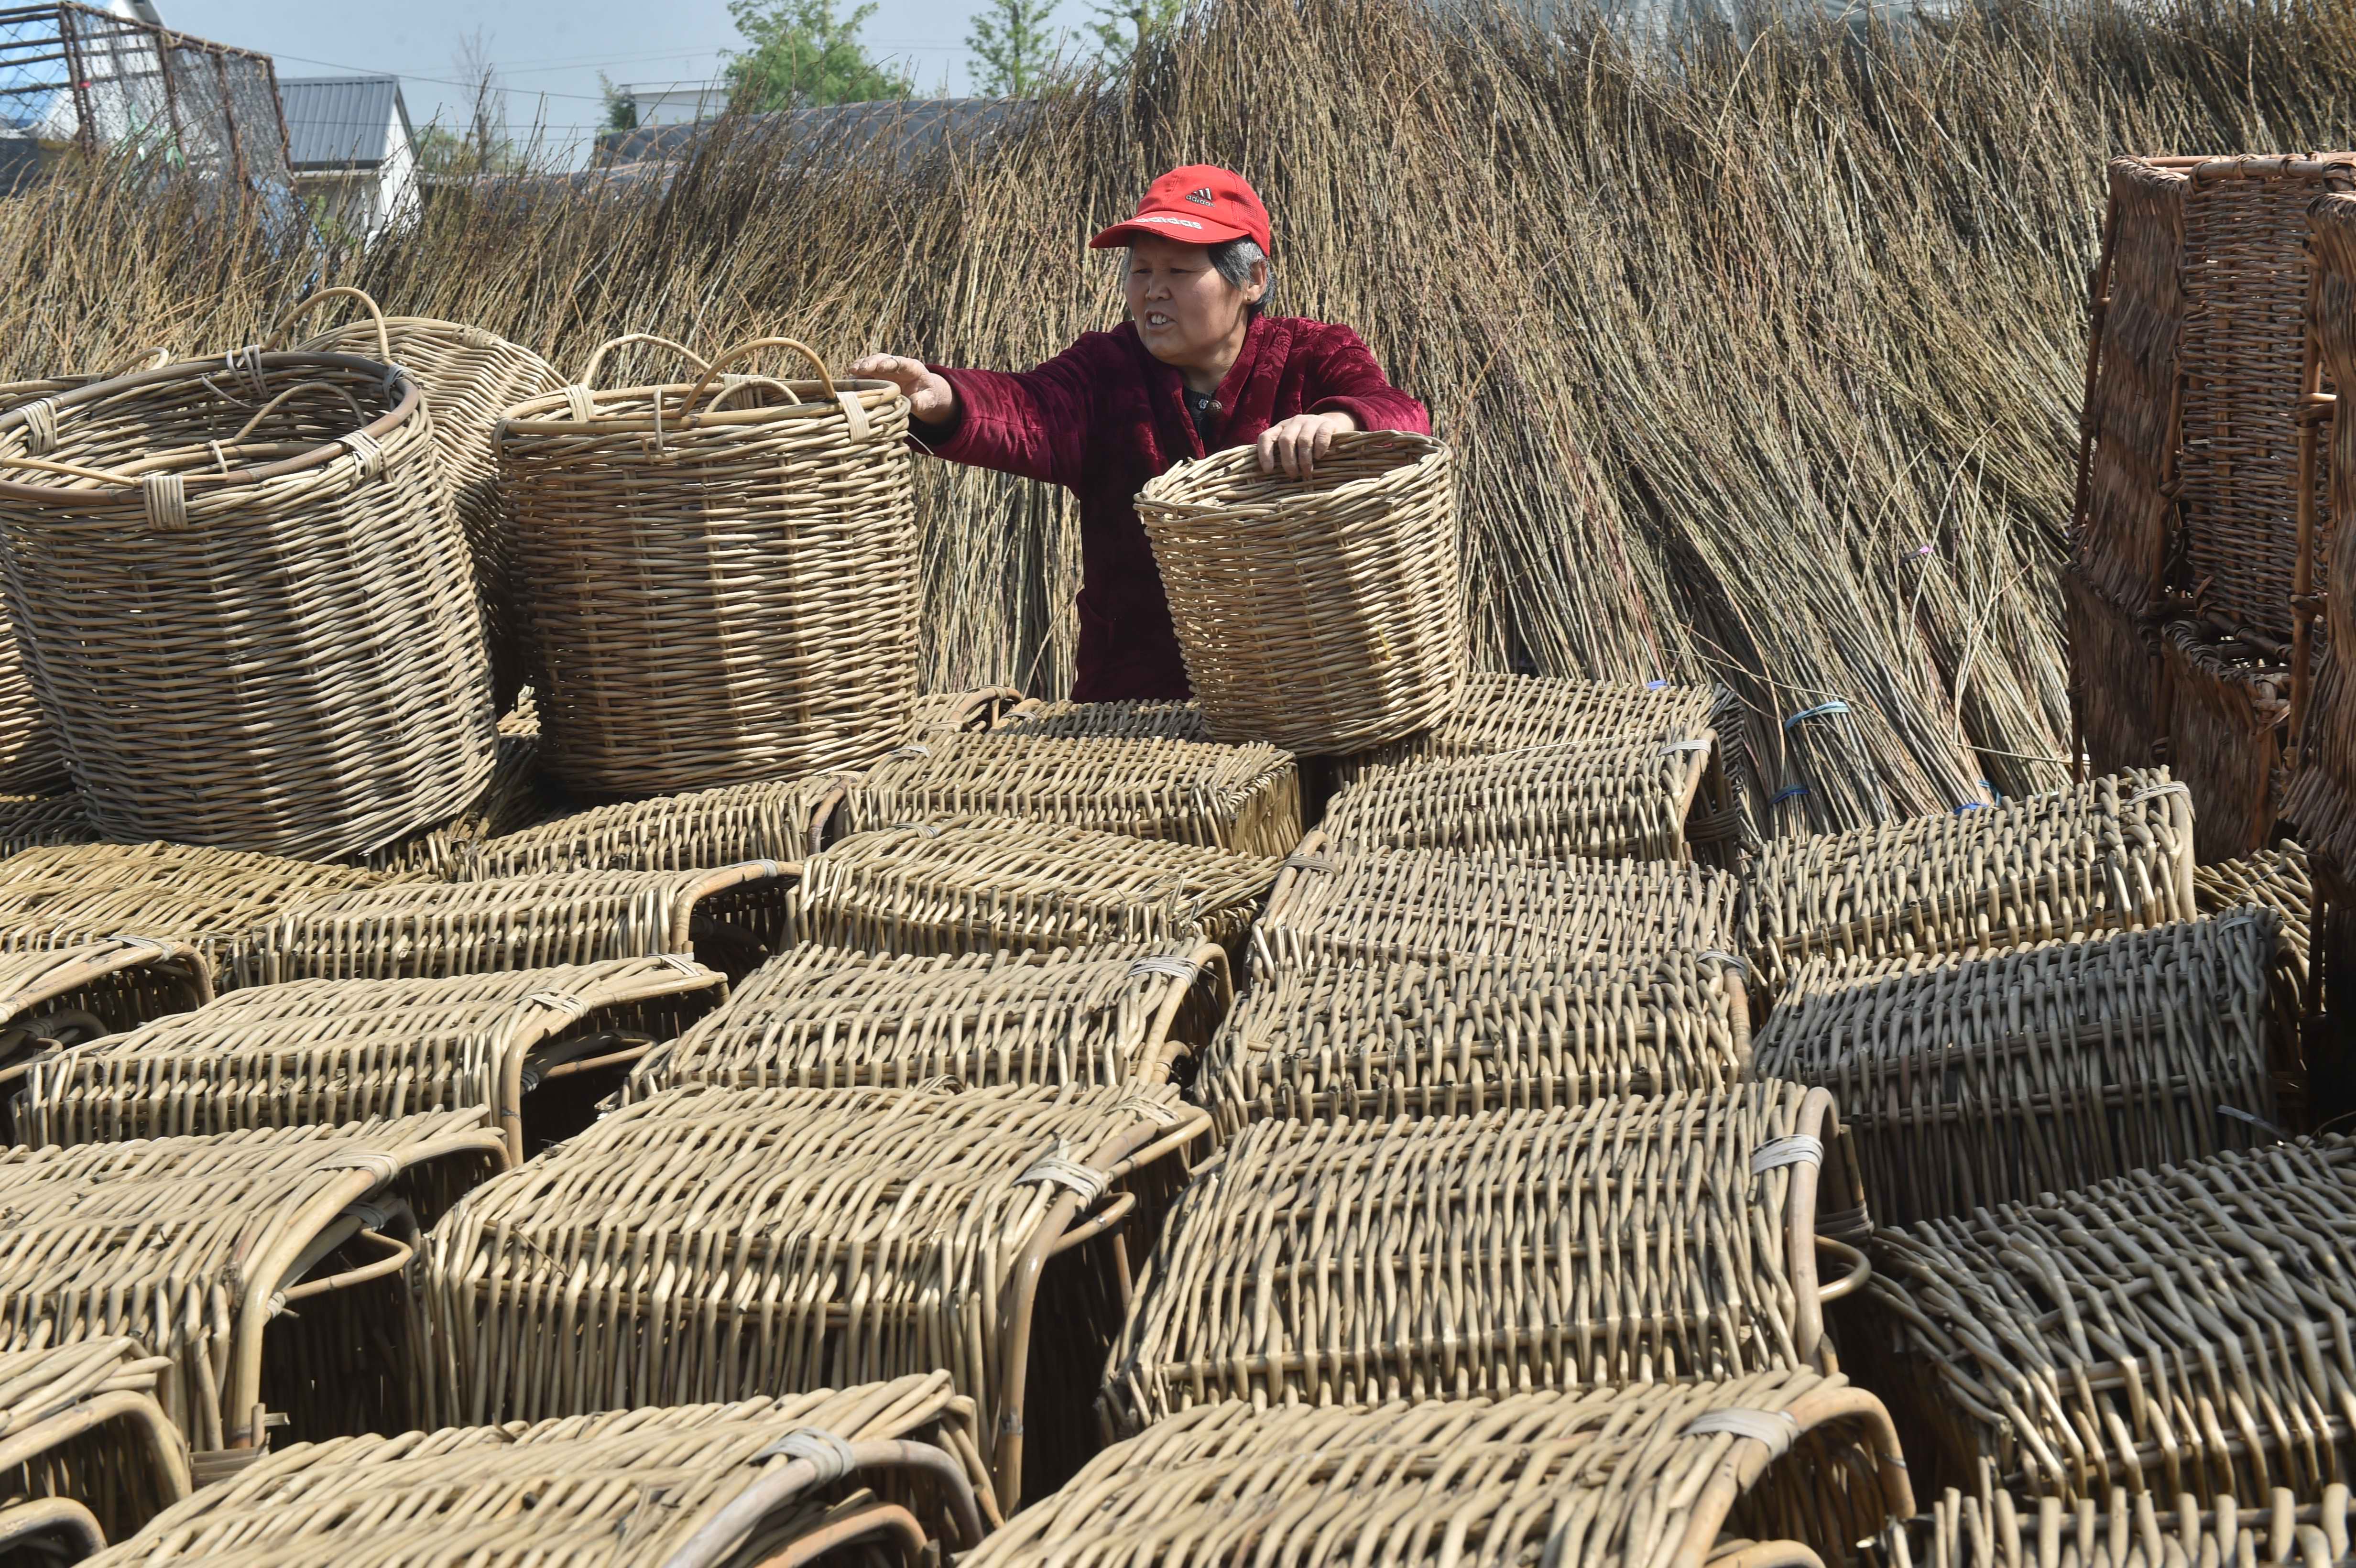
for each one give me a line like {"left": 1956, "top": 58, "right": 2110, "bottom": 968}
{"left": 1121, "top": 313, "right": 1277, "bottom": 459}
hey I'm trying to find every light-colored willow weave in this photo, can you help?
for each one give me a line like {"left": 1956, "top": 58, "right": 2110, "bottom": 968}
{"left": 1321, "top": 727, "right": 1717, "bottom": 862}
{"left": 1257, "top": 835, "right": 1739, "bottom": 971}
{"left": 1869, "top": 1135, "right": 2356, "bottom": 1503}
{"left": 419, "top": 1080, "right": 1208, "bottom": 1505}
{"left": 458, "top": 774, "right": 845, "bottom": 879}
{"left": 2198, "top": 845, "right": 2314, "bottom": 978}
{"left": 971, "top": 1372, "right": 1915, "bottom": 1568}
{"left": 995, "top": 699, "right": 1211, "bottom": 742}
{"left": 87, "top": 1373, "right": 995, "bottom": 1568}
{"left": 0, "top": 1111, "right": 505, "bottom": 1454}
{"left": 1891, "top": 1461, "right": 2353, "bottom": 1568}
{"left": 22, "top": 957, "right": 725, "bottom": 1162}
{"left": 0, "top": 794, "right": 89, "bottom": 858}
{"left": 627, "top": 941, "right": 1227, "bottom": 1097}
{"left": 1741, "top": 770, "right": 2199, "bottom": 995}
{"left": 361, "top": 690, "right": 551, "bottom": 878}
{"left": 0, "top": 1339, "right": 190, "bottom": 1558}
{"left": 1104, "top": 1083, "right": 1861, "bottom": 1430}
{"left": 913, "top": 686, "right": 1026, "bottom": 736}
{"left": 1756, "top": 914, "right": 2281, "bottom": 1226}
{"left": 241, "top": 863, "right": 795, "bottom": 986}
{"left": 847, "top": 733, "right": 1301, "bottom": 857}
{"left": 0, "top": 936, "right": 211, "bottom": 1100}
{"left": 1199, "top": 951, "right": 1750, "bottom": 1135}
{"left": 796, "top": 820, "right": 1279, "bottom": 958}
{"left": 1330, "top": 672, "right": 1718, "bottom": 782}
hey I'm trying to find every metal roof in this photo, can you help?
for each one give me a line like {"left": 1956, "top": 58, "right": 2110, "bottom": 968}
{"left": 277, "top": 74, "right": 411, "bottom": 171}
{"left": 594, "top": 98, "right": 1026, "bottom": 171}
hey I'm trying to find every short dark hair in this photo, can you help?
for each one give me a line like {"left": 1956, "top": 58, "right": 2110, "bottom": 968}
{"left": 1210, "top": 237, "right": 1269, "bottom": 316}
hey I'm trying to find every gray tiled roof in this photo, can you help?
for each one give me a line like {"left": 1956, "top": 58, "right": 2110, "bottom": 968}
{"left": 278, "top": 75, "right": 411, "bottom": 170}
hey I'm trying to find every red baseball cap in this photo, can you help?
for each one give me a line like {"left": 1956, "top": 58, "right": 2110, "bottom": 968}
{"left": 1090, "top": 164, "right": 1274, "bottom": 255}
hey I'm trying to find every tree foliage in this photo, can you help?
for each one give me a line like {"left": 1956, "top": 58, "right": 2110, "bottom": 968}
{"left": 724, "top": 0, "right": 914, "bottom": 111}
{"left": 1085, "top": 0, "right": 1183, "bottom": 61}
{"left": 966, "top": 0, "right": 1060, "bottom": 96}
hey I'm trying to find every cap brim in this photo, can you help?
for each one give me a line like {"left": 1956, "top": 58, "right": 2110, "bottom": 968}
{"left": 1089, "top": 215, "right": 1257, "bottom": 249}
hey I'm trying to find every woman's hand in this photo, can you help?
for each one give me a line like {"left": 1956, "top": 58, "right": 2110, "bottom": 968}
{"left": 850, "top": 353, "right": 957, "bottom": 424}
{"left": 1256, "top": 410, "right": 1357, "bottom": 479}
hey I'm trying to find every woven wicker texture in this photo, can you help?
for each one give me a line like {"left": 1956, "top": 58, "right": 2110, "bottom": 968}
{"left": 420, "top": 1080, "right": 1209, "bottom": 1505}
{"left": 0, "top": 352, "right": 498, "bottom": 859}
{"left": 796, "top": 819, "right": 1279, "bottom": 958}
{"left": 995, "top": 699, "right": 1210, "bottom": 742}
{"left": 2301, "top": 194, "right": 2356, "bottom": 862}
{"left": 969, "top": 1372, "right": 1915, "bottom": 1568}
{"left": 1740, "top": 770, "right": 2199, "bottom": 996}
{"left": 1894, "top": 1461, "right": 2353, "bottom": 1568}
{"left": 0, "top": 843, "right": 390, "bottom": 986}
{"left": 0, "top": 1111, "right": 504, "bottom": 1454}
{"left": 458, "top": 774, "right": 843, "bottom": 880}
{"left": 1134, "top": 432, "right": 1465, "bottom": 753}
{"left": 627, "top": 940, "right": 1228, "bottom": 1097}
{"left": 913, "top": 686, "right": 1026, "bottom": 736}
{"left": 1755, "top": 913, "right": 2280, "bottom": 1227}
{"left": 1257, "top": 834, "right": 1739, "bottom": 971}
{"left": 2288, "top": 644, "right": 2356, "bottom": 879}
{"left": 2064, "top": 568, "right": 2165, "bottom": 776}
{"left": 361, "top": 690, "right": 553, "bottom": 878}
{"left": 2162, "top": 619, "right": 2288, "bottom": 863}
{"left": 1321, "top": 727, "right": 1717, "bottom": 863}
{"left": 0, "top": 793, "right": 91, "bottom": 858}
{"left": 2199, "top": 844, "right": 2313, "bottom": 978}
{"left": 0, "top": 936, "right": 211, "bottom": 1121}
{"left": 86, "top": 1373, "right": 996, "bottom": 1568}
{"left": 1869, "top": 1133, "right": 2356, "bottom": 1504}
{"left": 1330, "top": 670, "right": 1713, "bottom": 778}
{"left": 1104, "top": 1083, "right": 1863, "bottom": 1430}
{"left": 277, "top": 290, "right": 564, "bottom": 705}
{"left": 847, "top": 733, "right": 1301, "bottom": 857}
{"left": 0, "top": 381, "right": 87, "bottom": 799}
{"left": 498, "top": 338, "right": 917, "bottom": 795}
{"left": 242, "top": 863, "right": 795, "bottom": 986}
{"left": 1199, "top": 951, "right": 1750, "bottom": 1136}
{"left": 22, "top": 957, "right": 726, "bottom": 1163}
{"left": 0, "top": 1339, "right": 190, "bottom": 1557}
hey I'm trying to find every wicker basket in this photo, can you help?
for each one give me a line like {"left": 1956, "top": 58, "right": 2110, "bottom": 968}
{"left": 796, "top": 819, "right": 1280, "bottom": 959}
{"left": 0, "top": 794, "right": 89, "bottom": 859}
{"left": 2062, "top": 566, "right": 2165, "bottom": 776}
{"left": 241, "top": 862, "right": 796, "bottom": 986}
{"left": 1321, "top": 726, "right": 1717, "bottom": 863}
{"left": 1103, "top": 1083, "right": 1865, "bottom": 1430}
{"left": 1869, "top": 1133, "right": 2356, "bottom": 1503}
{"left": 1257, "top": 832, "right": 1739, "bottom": 972}
{"left": 359, "top": 688, "right": 553, "bottom": 877}
{"left": 0, "top": 1111, "right": 503, "bottom": 1454}
{"left": 627, "top": 940, "right": 1229, "bottom": 1097}
{"left": 1740, "top": 770, "right": 2200, "bottom": 997}
{"left": 1134, "top": 432, "right": 1464, "bottom": 752}
{"left": 2287, "top": 643, "right": 2356, "bottom": 879}
{"left": 996, "top": 699, "right": 1210, "bottom": 742}
{"left": 1755, "top": 913, "right": 2282, "bottom": 1226}
{"left": 270, "top": 289, "right": 563, "bottom": 705}
{"left": 0, "top": 937, "right": 210, "bottom": 1131}
{"left": 2197, "top": 845, "right": 2312, "bottom": 1071}
{"left": 0, "top": 351, "right": 498, "bottom": 859}
{"left": 87, "top": 1374, "right": 995, "bottom": 1568}
{"left": 968, "top": 1372, "right": 1913, "bottom": 1568}
{"left": 914, "top": 686, "right": 1027, "bottom": 736}
{"left": 2161, "top": 617, "right": 2289, "bottom": 862}
{"left": 421, "top": 1080, "right": 1209, "bottom": 1506}
{"left": 1896, "top": 1460, "right": 2353, "bottom": 1568}
{"left": 1198, "top": 950, "right": 1750, "bottom": 1137}
{"left": 498, "top": 336, "right": 917, "bottom": 795}
{"left": 0, "top": 1340, "right": 190, "bottom": 1559}
{"left": 456, "top": 773, "right": 847, "bottom": 879}
{"left": 1330, "top": 670, "right": 1713, "bottom": 773}
{"left": 22, "top": 956, "right": 725, "bottom": 1162}
{"left": 847, "top": 733, "right": 1301, "bottom": 857}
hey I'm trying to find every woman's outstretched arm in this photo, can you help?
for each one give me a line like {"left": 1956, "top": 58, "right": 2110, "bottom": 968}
{"left": 851, "top": 347, "right": 1096, "bottom": 490}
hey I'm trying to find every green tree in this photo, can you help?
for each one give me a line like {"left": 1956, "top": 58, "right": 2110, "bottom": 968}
{"left": 1085, "top": 0, "right": 1182, "bottom": 61}
{"left": 598, "top": 72, "right": 638, "bottom": 132}
{"left": 966, "top": 0, "right": 1060, "bottom": 95}
{"left": 724, "top": 0, "right": 914, "bottom": 111}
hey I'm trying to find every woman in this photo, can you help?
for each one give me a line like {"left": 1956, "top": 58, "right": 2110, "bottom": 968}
{"left": 851, "top": 165, "right": 1430, "bottom": 702}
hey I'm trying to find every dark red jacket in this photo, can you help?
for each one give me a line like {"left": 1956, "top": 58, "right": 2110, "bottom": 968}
{"left": 916, "top": 313, "right": 1430, "bottom": 701}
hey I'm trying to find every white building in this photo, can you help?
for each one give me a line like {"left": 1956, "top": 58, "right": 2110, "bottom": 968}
{"left": 278, "top": 75, "right": 420, "bottom": 239}
{"left": 613, "top": 80, "right": 730, "bottom": 127}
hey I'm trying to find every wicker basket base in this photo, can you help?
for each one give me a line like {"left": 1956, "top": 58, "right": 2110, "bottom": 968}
{"left": 2161, "top": 620, "right": 2287, "bottom": 863}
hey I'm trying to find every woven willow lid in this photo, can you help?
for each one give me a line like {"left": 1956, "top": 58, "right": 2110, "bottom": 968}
{"left": 1900, "top": 1460, "right": 2354, "bottom": 1568}
{"left": 457, "top": 774, "right": 846, "bottom": 879}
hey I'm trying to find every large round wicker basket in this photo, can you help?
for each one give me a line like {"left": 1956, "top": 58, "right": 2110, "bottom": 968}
{"left": 1135, "top": 431, "right": 1464, "bottom": 752}
{"left": 498, "top": 336, "right": 918, "bottom": 795}
{"left": 0, "top": 351, "right": 499, "bottom": 858}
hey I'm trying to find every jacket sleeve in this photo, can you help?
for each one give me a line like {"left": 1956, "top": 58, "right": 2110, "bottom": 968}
{"left": 910, "top": 339, "right": 1100, "bottom": 490}
{"left": 1304, "top": 325, "right": 1431, "bottom": 436}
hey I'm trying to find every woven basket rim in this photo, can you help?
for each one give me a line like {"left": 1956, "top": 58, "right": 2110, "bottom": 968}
{"left": 1136, "top": 430, "right": 1446, "bottom": 521}
{"left": 500, "top": 375, "right": 904, "bottom": 436}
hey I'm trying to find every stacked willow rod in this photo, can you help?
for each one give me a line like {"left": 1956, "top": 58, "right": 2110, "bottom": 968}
{"left": 241, "top": 862, "right": 795, "bottom": 986}
{"left": 995, "top": 699, "right": 1211, "bottom": 742}
{"left": 1103, "top": 1083, "right": 1862, "bottom": 1429}
{"left": 1741, "top": 770, "right": 2199, "bottom": 996}
{"left": 1256, "top": 834, "right": 1738, "bottom": 971}
{"left": 0, "top": 936, "right": 210, "bottom": 1103}
{"left": 1135, "top": 433, "right": 1465, "bottom": 753}
{"left": 847, "top": 732, "right": 1301, "bottom": 857}
{"left": 796, "top": 819, "right": 1280, "bottom": 958}
{"left": 1869, "top": 1134, "right": 2356, "bottom": 1504}
{"left": 498, "top": 338, "right": 917, "bottom": 795}
{"left": 0, "top": 1340, "right": 189, "bottom": 1559}
{"left": 0, "top": 1111, "right": 505, "bottom": 1453}
{"left": 420, "top": 1080, "right": 1209, "bottom": 1505}
{"left": 1892, "top": 1461, "right": 2353, "bottom": 1568}
{"left": 1320, "top": 726, "right": 1716, "bottom": 862}
{"left": 913, "top": 685, "right": 1026, "bottom": 735}
{"left": 21, "top": 957, "right": 726, "bottom": 1161}
{"left": 458, "top": 773, "right": 845, "bottom": 879}
{"left": 2160, "top": 619, "right": 2289, "bottom": 862}
{"left": 88, "top": 1373, "right": 997, "bottom": 1568}
{"left": 627, "top": 940, "right": 1227, "bottom": 1097}
{"left": 0, "top": 352, "right": 497, "bottom": 859}
{"left": 1755, "top": 913, "right": 2280, "bottom": 1227}
{"left": 0, "top": 843, "right": 389, "bottom": 984}
{"left": 1199, "top": 950, "right": 1750, "bottom": 1136}
{"left": 1329, "top": 671, "right": 1716, "bottom": 783}
{"left": 969, "top": 1372, "right": 1914, "bottom": 1568}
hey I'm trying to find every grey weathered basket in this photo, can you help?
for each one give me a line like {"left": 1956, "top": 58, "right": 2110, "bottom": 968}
{"left": 0, "top": 1339, "right": 190, "bottom": 1560}
{"left": 995, "top": 699, "right": 1210, "bottom": 742}
{"left": 1894, "top": 1460, "right": 2355, "bottom": 1568}
{"left": 456, "top": 773, "right": 846, "bottom": 879}
{"left": 1330, "top": 671, "right": 1715, "bottom": 781}
{"left": 0, "top": 937, "right": 211, "bottom": 1122}
{"left": 358, "top": 689, "right": 551, "bottom": 877}
{"left": 0, "top": 794, "right": 89, "bottom": 859}
{"left": 913, "top": 686, "right": 1027, "bottom": 736}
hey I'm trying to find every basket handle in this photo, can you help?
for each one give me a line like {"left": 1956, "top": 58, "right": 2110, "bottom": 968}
{"left": 262, "top": 287, "right": 392, "bottom": 360}
{"left": 576, "top": 333, "right": 709, "bottom": 390}
{"left": 679, "top": 337, "right": 838, "bottom": 420}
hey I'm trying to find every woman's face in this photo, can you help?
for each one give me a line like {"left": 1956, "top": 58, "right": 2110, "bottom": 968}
{"left": 1126, "top": 237, "right": 1262, "bottom": 370}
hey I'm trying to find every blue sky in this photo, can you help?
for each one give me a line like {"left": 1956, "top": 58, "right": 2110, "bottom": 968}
{"left": 160, "top": 0, "right": 1102, "bottom": 152}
